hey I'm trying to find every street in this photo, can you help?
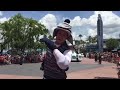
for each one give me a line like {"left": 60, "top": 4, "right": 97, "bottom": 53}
{"left": 0, "top": 58, "right": 118, "bottom": 79}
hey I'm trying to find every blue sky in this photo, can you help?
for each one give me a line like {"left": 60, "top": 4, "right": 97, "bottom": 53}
{"left": 1, "top": 11, "right": 94, "bottom": 20}
{"left": 2, "top": 11, "right": 120, "bottom": 20}
{"left": 1, "top": 11, "right": 120, "bottom": 41}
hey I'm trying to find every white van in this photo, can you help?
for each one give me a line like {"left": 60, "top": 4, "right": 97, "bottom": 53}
{"left": 71, "top": 51, "right": 83, "bottom": 62}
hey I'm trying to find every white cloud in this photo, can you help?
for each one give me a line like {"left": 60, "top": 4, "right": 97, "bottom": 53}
{"left": 88, "top": 28, "right": 97, "bottom": 37}
{"left": 70, "top": 16, "right": 82, "bottom": 27}
{"left": 72, "top": 32, "right": 78, "bottom": 40}
{"left": 88, "top": 11, "right": 120, "bottom": 28}
{"left": 0, "top": 11, "right": 3, "bottom": 16}
{"left": 0, "top": 17, "right": 9, "bottom": 23}
{"left": 72, "top": 31, "right": 87, "bottom": 41}
{"left": 104, "top": 27, "right": 120, "bottom": 34}
{"left": 71, "top": 11, "right": 120, "bottom": 40}
{"left": 38, "top": 11, "right": 120, "bottom": 41}
{"left": 81, "top": 18, "right": 89, "bottom": 26}
{"left": 103, "top": 34, "right": 111, "bottom": 39}
{"left": 0, "top": 11, "right": 9, "bottom": 23}
{"left": 39, "top": 14, "right": 57, "bottom": 35}
{"left": 81, "top": 35, "right": 87, "bottom": 41}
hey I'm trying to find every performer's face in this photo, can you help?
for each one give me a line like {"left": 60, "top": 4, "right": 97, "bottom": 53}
{"left": 56, "top": 30, "right": 69, "bottom": 45}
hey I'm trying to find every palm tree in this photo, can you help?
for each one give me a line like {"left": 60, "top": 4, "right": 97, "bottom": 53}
{"left": 86, "top": 36, "right": 94, "bottom": 44}
{"left": 92, "top": 35, "right": 97, "bottom": 44}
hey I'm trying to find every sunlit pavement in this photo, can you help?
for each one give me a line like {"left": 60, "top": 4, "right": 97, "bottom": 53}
{"left": 0, "top": 58, "right": 118, "bottom": 79}
{"left": 67, "top": 58, "right": 118, "bottom": 79}
{"left": 0, "top": 74, "right": 41, "bottom": 79}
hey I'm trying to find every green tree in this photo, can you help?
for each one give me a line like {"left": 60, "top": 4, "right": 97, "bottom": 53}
{"left": 86, "top": 35, "right": 97, "bottom": 44}
{"left": 0, "top": 21, "right": 12, "bottom": 53}
{"left": 48, "top": 34, "right": 53, "bottom": 40}
{"left": 25, "top": 17, "right": 48, "bottom": 52}
{"left": 80, "top": 40, "right": 86, "bottom": 46}
{"left": 75, "top": 40, "right": 80, "bottom": 45}
{"left": 92, "top": 35, "right": 97, "bottom": 43}
{"left": 106, "top": 38, "right": 120, "bottom": 50}
{"left": 86, "top": 36, "right": 92, "bottom": 44}
{"left": 0, "top": 13, "right": 48, "bottom": 54}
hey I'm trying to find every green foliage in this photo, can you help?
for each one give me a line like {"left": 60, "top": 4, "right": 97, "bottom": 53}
{"left": 0, "top": 13, "right": 49, "bottom": 54}
{"left": 86, "top": 35, "right": 97, "bottom": 44}
{"left": 106, "top": 38, "right": 120, "bottom": 50}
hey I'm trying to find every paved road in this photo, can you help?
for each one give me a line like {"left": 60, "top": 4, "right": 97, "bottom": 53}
{"left": 0, "top": 60, "right": 114, "bottom": 78}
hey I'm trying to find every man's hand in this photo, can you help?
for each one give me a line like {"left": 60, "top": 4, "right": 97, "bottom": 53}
{"left": 40, "top": 37, "right": 57, "bottom": 51}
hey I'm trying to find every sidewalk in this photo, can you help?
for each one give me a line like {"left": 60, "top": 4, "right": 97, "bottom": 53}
{"left": 67, "top": 58, "right": 118, "bottom": 79}
{"left": 0, "top": 74, "right": 42, "bottom": 79}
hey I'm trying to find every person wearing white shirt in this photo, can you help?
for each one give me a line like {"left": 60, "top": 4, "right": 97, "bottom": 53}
{"left": 40, "top": 19, "right": 73, "bottom": 79}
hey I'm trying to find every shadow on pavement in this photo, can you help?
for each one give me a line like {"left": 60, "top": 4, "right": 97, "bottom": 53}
{"left": 94, "top": 77, "right": 118, "bottom": 79}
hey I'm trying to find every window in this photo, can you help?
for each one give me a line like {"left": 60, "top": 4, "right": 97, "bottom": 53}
{"left": 72, "top": 56, "right": 76, "bottom": 59}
